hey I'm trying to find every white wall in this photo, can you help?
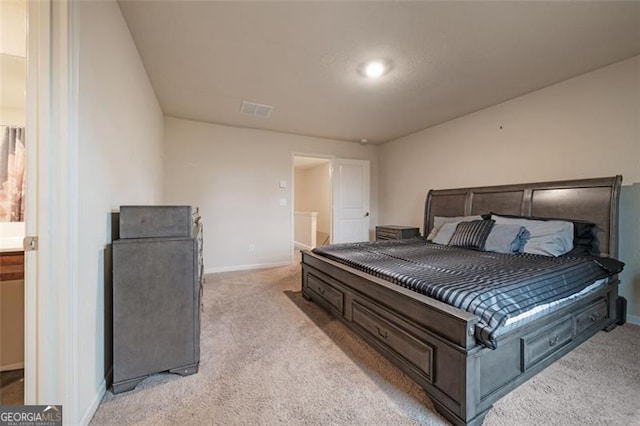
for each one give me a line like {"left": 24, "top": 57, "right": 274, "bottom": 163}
{"left": 294, "top": 162, "right": 331, "bottom": 235}
{"left": 163, "top": 117, "right": 378, "bottom": 272}
{"left": 379, "top": 56, "right": 640, "bottom": 322}
{"left": 294, "top": 169, "right": 309, "bottom": 212}
{"left": 0, "top": 108, "right": 25, "bottom": 126}
{"left": 0, "top": 221, "right": 24, "bottom": 250}
{"left": 619, "top": 183, "right": 640, "bottom": 324}
{"left": 1, "top": 0, "right": 27, "bottom": 125}
{"left": 0, "top": 0, "right": 26, "bottom": 244}
{"left": 293, "top": 211, "right": 317, "bottom": 249}
{"left": 77, "top": 1, "right": 164, "bottom": 423}
{"left": 0, "top": 0, "right": 26, "bottom": 57}
{"left": 307, "top": 162, "right": 332, "bottom": 236}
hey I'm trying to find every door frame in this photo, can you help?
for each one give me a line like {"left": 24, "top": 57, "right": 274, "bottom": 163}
{"left": 290, "top": 152, "right": 335, "bottom": 262}
{"left": 25, "top": 0, "right": 80, "bottom": 422}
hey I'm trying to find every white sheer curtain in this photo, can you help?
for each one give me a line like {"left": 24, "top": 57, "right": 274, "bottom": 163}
{"left": 0, "top": 126, "right": 26, "bottom": 222}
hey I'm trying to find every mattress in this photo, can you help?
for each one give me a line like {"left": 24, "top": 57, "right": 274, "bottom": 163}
{"left": 312, "top": 238, "right": 623, "bottom": 348}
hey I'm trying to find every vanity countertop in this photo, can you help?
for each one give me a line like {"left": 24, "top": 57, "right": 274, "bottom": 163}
{"left": 0, "top": 237, "right": 24, "bottom": 253}
{"left": 0, "top": 247, "right": 23, "bottom": 254}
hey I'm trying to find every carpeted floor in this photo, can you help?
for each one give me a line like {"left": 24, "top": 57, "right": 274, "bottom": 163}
{"left": 0, "top": 369, "right": 24, "bottom": 406}
{"left": 91, "top": 257, "right": 640, "bottom": 425}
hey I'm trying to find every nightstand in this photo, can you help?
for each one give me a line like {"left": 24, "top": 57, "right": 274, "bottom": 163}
{"left": 375, "top": 226, "right": 420, "bottom": 241}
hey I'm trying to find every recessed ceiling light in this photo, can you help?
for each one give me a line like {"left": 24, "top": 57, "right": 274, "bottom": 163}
{"left": 365, "top": 62, "right": 385, "bottom": 77}
{"left": 359, "top": 59, "right": 391, "bottom": 78}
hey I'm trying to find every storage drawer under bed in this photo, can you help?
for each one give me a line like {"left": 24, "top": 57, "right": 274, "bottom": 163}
{"left": 575, "top": 298, "right": 608, "bottom": 334}
{"left": 521, "top": 316, "right": 573, "bottom": 371}
{"left": 520, "top": 297, "right": 609, "bottom": 371}
{"left": 305, "top": 272, "right": 345, "bottom": 315}
{"left": 351, "top": 301, "right": 433, "bottom": 383}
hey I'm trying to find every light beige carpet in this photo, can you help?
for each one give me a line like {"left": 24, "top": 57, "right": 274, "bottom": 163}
{"left": 0, "top": 369, "right": 24, "bottom": 406}
{"left": 91, "top": 259, "right": 640, "bottom": 425}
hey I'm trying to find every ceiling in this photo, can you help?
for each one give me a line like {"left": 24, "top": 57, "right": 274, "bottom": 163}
{"left": 119, "top": 1, "right": 640, "bottom": 144}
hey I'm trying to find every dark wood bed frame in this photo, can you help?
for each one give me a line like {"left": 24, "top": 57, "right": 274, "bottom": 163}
{"left": 301, "top": 176, "right": 623, "bottom": 425}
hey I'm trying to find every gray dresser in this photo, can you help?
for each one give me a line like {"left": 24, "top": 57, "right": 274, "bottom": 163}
{"left": 112, "top": 206, "right": 202, "bottom": 394}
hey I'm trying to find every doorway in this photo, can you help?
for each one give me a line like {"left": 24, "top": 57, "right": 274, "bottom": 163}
{"left": 291, "top": 155, "right": 371, "bottom": 257}
{"left": 293, "top": 156, "right": 332, "bottom": 250}
{"left": 0, "top": 0, "right": 27, "bottom": 405}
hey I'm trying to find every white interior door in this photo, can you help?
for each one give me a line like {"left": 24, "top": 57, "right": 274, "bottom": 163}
{"left": 332, "top": 159, "right": 370, "bottom": 243}
{"left": 24, "top": 1, "right": 80, "bottom": 418}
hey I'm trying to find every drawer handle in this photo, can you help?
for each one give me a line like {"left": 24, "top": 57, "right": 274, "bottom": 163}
{"left": 376, "top": 326, "right": 388, "bottom": 339}
{"left": 589, "top": 312, "right": 600, "bottom": 322}
{"left": 548, "top": 334, "right": 559, "bottom": 347}
{"left": 317, "top": 287, "right": 325, "bottom": 295}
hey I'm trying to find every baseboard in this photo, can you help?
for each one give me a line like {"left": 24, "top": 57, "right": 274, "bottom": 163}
{"left": 0, "top": 362, "right": 24, "bottom": 372}
{"left": 294, "top": 241, "right": 313, "bottom": 251}
{"left": 626, "top": 313, "right": 640, "bottom": 326}
{"left": 79, "top": 377, "right": 106, "bottom": 426}
{"left": 205, "top": 260, "right": 292, "bottom": 274}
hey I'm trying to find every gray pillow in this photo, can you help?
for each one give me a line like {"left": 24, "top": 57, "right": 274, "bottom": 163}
{"left": 448, "top": 220, "right": 495, "bottom": 250}
{"left": 427, "top": 215, "right": 482, "bottom": 241}
{"left": 484, "top": 224, "right": 530, "bottom": 254}
{"left": 432, "top": 222, "right": 458, "bottom": 245}
{"left": 492, "top": 215, "right": 573, "bottom": 257}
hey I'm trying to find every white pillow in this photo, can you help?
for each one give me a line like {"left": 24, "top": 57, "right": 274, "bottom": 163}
{"left": 492, "top": 215, "right": 573, "bottom": 257}
{"left": 432, "top": 222, "right": 458, "bottom": 245}
{"left": 427, "top": 215, "right": 482, "bottom": 241}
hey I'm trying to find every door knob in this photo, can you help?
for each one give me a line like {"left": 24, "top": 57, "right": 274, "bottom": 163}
{"left": 364, "top": 212, "right": 370, "bottom": 217}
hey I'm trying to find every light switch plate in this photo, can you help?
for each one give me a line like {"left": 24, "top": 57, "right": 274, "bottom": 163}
{"left": 279, "top": 180, "right": 287, "bottom": 188}
{"left": 279, "top": 198, "right": 287, "bottom": 206}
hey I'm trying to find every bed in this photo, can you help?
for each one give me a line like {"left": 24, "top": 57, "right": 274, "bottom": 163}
{"left": 300, "top": 176, "right": 625, "bottom": 425}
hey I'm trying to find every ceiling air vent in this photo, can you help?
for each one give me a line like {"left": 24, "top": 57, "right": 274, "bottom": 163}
{"left": 240, "top": 101, "right": 274, "bottom": 118}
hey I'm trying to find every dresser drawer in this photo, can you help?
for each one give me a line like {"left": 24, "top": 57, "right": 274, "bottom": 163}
{"left": 575, "top": 299, "right": 608, "bottom": 335}
{"left": 375, "top": 226, "right": 420, "bottom": 241}
{"left": 306, "top": 273, "right": 344, "bottom": 314}
{"left": 521, "top": 316, "right": 573, "bottom": 370}
{"left": 377, "top": 230, "right": 399, "bottom": 240}
{"left": 352, "top": 301, "right": 433, "bottom": 382}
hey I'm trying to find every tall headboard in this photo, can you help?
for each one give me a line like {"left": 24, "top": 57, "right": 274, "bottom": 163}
{"left": 424, "top": 176, "right": 622, "bottom": 258}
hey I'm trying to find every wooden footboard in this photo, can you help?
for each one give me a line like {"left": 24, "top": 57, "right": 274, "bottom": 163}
{"left": 301, "top": 250, "right": 620, "bottom": 425}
